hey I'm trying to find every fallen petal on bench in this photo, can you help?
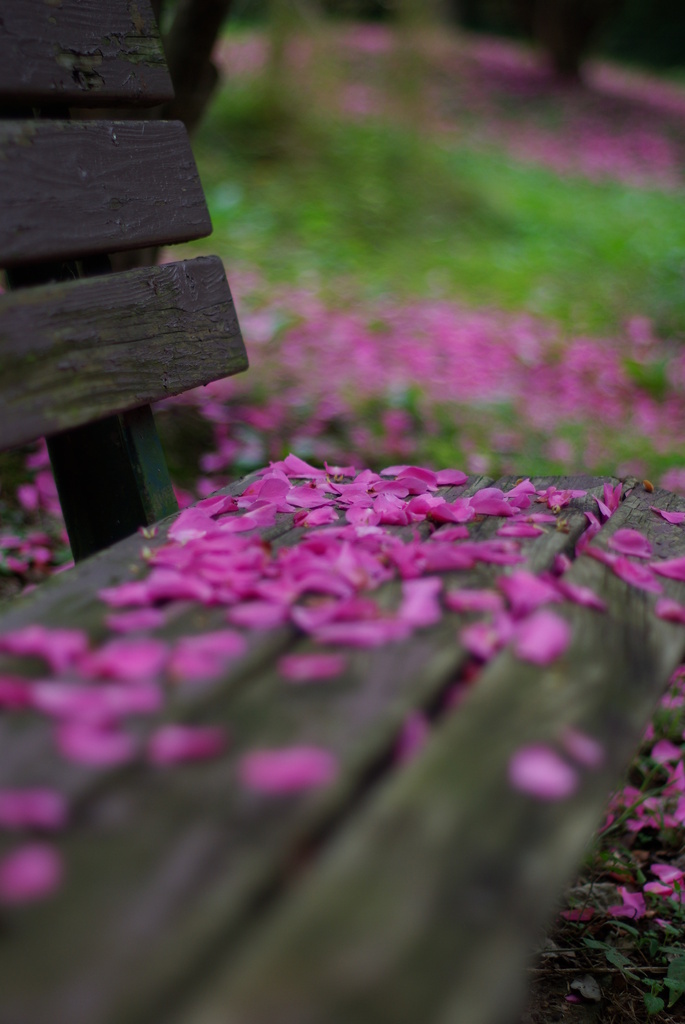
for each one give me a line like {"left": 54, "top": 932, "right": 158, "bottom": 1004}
{"left": 239, "top": 746, "right": 338, "bottom": 794}
{"left": 513, "top": 610, "right": 571, "bottom": 665}
{"left": 278, "top": 653, "right": 347, "bottom": 682}
{"left": 608, "top": 528, "right": 653, "bottom": 559}
{"left": 56, "top": 722, "right": 137, "bottom": 766}
{"left": 0, "top": 789, "right": 68, "bottom": 831}
{"left": 509, "top": 744, "right": 579, "bottom": 801}
{"left": 0, "top": 625, "right": 88, "bottom": 673}
{"left": 148, "top": 725, "right": 228, "bottom": 765}
{"left": 0, "top": 843, "right": 63, "bottom": 905}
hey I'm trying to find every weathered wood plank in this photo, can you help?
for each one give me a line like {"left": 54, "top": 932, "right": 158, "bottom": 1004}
{"left": 0, "top": 120, "right": 211, "bottom": 266}
{"left": 0, "top": 478, "right": 613, "bottom": 1024}
{"left": 0, "top": 257, "right": 247, "bottom": 450}
{"left": 0, "top": 0, "right": 173, "bottom": 107}
{"left": 173, "top": 483, "right": 685, "bottom": 1024}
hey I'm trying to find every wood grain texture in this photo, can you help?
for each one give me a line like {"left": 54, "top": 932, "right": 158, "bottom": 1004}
{"left": 0, "top": 256, "right": 248, "bottom": 450}
{"left": 0, "top": 120, "right": 211, "bottom": 267}
{"left": 0, "top": 478, "right": 627, "bottom": 1024}
{"left": 0, "top": 0, "right": 173, "bottom": 106}
{"left": 175, "top": 482, "right": 685, "bottom": 1024}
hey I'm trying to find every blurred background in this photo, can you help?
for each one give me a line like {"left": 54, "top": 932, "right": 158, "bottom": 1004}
{"left": 4, "top": 0, "right": 685, "bottom": 588}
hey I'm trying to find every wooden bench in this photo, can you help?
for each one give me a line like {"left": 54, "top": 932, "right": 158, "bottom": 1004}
{"left": 3, "top": 4, "right": 685, "bottom": 1023}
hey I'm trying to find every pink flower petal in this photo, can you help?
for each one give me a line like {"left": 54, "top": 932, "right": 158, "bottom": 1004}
{"left": 509, "top": 744, "right": 578, "bottom": 800}
{"left": 0, "top": 790, "right": 68, "bottom": 831}
{"left": 397, "top": 577, "right": 443, "bottom": 628}
{"left": 469, "top": 488, "right": 515, "bottom": 517}
{"left": 227, "top": 601, "right": 290, "bottom": 629}
{"left": 608, "top": 528, "right": 653, "bottom": 559}
{"left": 0, "top": 843, "right": 63, "bottom": 905}
{"left": 560, "top": 907, "right": 595, "bottom": 922}
{"left": 433, "top": 525, "right": 470, "bottom": 541}
{"left": 445, "top": 589, "right": 504, "bottom": 614}
{"left": 652, "top": 555, "right": 685, "bottom": 581}
{"left": 655, "top": 597, "right": 685, "bottom": 624}
{"left": 56, "top": 722, "right": 137, "bottom": 765}
{"left": 554, "top": 579, "right": 607, "bottom": 612}
{"left": 146, "top": 569, "right": 214, "bottom": 604}
{"left": 395, "top": 466, "right": 439, "bottom": 489}
{"left": 608, "top": 887, "right": 646, "bottom": 919}
{"left": 651, "top": 863, "right": 685, "bottom": 884}
{"left": 435, "top": 469, "right": 468, "bottom": 486}
{"left": 609, "top": 556, "right": 662, "bottom": 593}
{"left": 644, "top": 881, "right": 674, "bottom": 896}
{"left": 460, "top": 612, "right": 515, "bottom": 662}
{"left": 651, "top": 738, "right": 682, "bottom": 764}
{"left": 420, "top": 544, "right": 475, "bottom": 572}
{"left": 78, "top": 638, "right": 168, "bottom": 682}
{"left": 168, "top": 507, "right": 221, "bottom": 543}
{"left": 576, "top": 511, "right": 602, "bottom": 554}
{"left": 195, "top": 494, "right": 239, "bottom": 515}
{"left": 148, "top": 724, "right": 227, "bottom": 765}
{"left": 0, "top": 625, "right": 88, "bottom": 673}
{"left": 345, "top": 503, "right": 381, "bottom": 527}
{"left": 293, "top": 506, "right": 339, "bottom": 527}
{"left": 460, "top": 539, "right": 524, "bottom": 566}
{"left": 514, "top": 611, "right": 571, "bottom": 665}
{"left": 282, "top": 454, "right": 327, "bottom": 479}
{"left": 239, "top": 746, "right": 338, "bottom": 794}
{"left": 497, "top": 570, "right": 561, "bottom": 618}
{"left": 651, "top": 507, "right": 685, "bottom": 525}
{"left": 278, "top": 653, "right": 347, "bottom": 682}
{"left": 560, "top": 728, "right": 604, "bottom": 768}
{"left": 312, "top": 619, "right": 410, "bottom": 647}
{"left": 497, "top": 522, "right": 544, "bottom": 538}
{"left": 104, "top": 609, "right": 166, "bottom": 633}
{"left": 286, "top": 486, "right": 334, "bottom": 510}
{"left": 168, "top": 630, "right": 246, "bottom": 683}
{"left": 219, "top": 503, "right": 278, "bottom": 532}
{"left": 0, "top": 676, "right": 32, "bottom": 709}
{"left": 32, "top": 681, "right": 161, "bottom": 722}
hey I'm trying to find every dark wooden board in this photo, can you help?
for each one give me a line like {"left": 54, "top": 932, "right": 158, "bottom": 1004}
{"left": 0, "top": 477, "right": 627, "bottom": 1024}
{"left": 0, "top": 256, "right": 248, "bottom": 450}
{"left": 48, "top": 405, "right": 180, "bottom": 562}
{"left": 0, "top": 0, "right": 173, "bottom": 107}
{"left": 173, "top": 484, "right": 685, "bottom": 1024}
{"left": 0, "top": 120, "right": 211, "bottom": 267}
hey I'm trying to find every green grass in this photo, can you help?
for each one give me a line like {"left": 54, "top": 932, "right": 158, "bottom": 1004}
{"left": 190, "top": 79, "right": 685, "bottom": 337}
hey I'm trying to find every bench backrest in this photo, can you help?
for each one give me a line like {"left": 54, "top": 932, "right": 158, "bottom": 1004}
{"left": 0, "top": 0, "right": 248, "bottom": 561}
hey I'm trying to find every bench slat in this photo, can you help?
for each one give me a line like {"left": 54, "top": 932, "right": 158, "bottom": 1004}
{"left": 0, "top": 0, "right": 173, "bottom": 107}
{"left": 0, "top": 256, "right": 248, "bottom": 451}
{"left": 0, "top": 477, "right": 625, "bottom": 1024}
{"left": 0, "top": 121, "right": 211, "bottom": 267}
{"left": 170, "top": 485, "right": 685, "bottom": 1024}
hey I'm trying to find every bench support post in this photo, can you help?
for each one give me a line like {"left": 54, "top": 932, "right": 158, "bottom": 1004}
{"left": 47, "top": 408, "right": 178, "bottom": 562}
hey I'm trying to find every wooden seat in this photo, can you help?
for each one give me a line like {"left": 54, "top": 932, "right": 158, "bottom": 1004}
{"left": 0, "top": 0, "right": 247, "bottom": 560}
{"left": 2, "top": 5, "right": 685, "bottom": 1024}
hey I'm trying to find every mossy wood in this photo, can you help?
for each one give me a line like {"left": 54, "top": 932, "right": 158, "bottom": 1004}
{"left": 0, "top": 0, "right": 173, "bottom": 107}
{"left": 0, "top": 257, "right": 247, "bottom": 451}
{"left": 1, "top": 479, "right": 684, "bottom": 1024}
{"left": 0, "top": 120, "right": 211, "bottom": 267}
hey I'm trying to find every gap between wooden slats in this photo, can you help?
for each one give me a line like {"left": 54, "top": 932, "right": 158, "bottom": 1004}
{"left": 0, "top": 256, "right": 248, "bottom": 450}
{"left": 0, "top": 120, "right": 211, "bottom": 267}
{"left": 0, "top": 0, "right": 173, "bottom": 107}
